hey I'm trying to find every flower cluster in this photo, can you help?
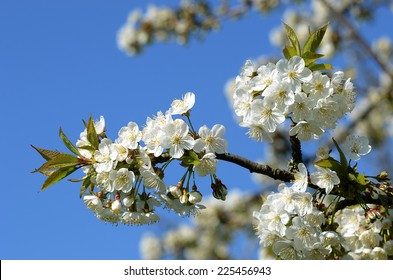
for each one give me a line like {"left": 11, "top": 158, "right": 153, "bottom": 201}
{"left": 253, "top": 182, "right": 330, "bottom": 259}
{"left": 78, "top": 92, "right": 228, "bottom": 225}
{"left": 118, "top": 2, "right": 219, "bottom": 55}
{"left": 233, "top": 56, "right": 356, "bottom": 142}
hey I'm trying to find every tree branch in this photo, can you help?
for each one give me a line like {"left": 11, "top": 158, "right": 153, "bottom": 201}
{"left": 215, "top": 152, "right": 294, "bottom": 182}
{"left": 288, "top": 135, "right": 303, "bottom": 172}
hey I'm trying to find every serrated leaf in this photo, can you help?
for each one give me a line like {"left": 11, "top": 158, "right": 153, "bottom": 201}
{"left": 303, "top": 23, "right": 329, "bottom": 54}
{"left": 59, "top": 128, "right": 81, "bottom": 156}
{"left": 302, "top": 51, "right": 324, "bottom": 66}
{"left": 87, "top": 115, "right": 99, "bottom": 149}
{"left": 40, "top": 166, "right": 78, "bottom": 191}
{"left": 282, "top": 45, "right": 298, "bottom": 60}
{"left": 34, "top": 154, "right": 80, "bottom": 174}
{"left": 283, "top": 22, "right": 301, "bottom": 56}
{"left": 308, "top": 63, "right": 333, "bottom": 71}
{"left": 31, "top": 145, "right": 64, "bottom": 161}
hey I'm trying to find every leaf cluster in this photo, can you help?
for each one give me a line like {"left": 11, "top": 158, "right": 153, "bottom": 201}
{"left": 32, "top": 115, "right": 98, "bottom": 192}
{"left": 282, "top": 22, "right": 332, "bottom": 71}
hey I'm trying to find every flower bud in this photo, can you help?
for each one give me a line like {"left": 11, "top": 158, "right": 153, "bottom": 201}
{"left": 179, "top": 190, "right": 189, "bottom": 204}
{"left": 122, "top": 195, "right": 135, "bottom": 208}
{"left": 169, "top": 185, "right": 182, "bottom": 198}
{"left": 376, "top": 171, "right": 389, "bottom": 182}
{"left": 188, "top": 190, "right": 202, "bottom": 204}
{"left": 211, "top": 178, "right": 228, "bottom": 201}
{"left": 111, "top": 200, "right": 122, "bottom": 213}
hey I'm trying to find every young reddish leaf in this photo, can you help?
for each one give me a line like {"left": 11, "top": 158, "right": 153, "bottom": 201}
{"left": 31, "top": 145, "right": 64, "bottom": 161}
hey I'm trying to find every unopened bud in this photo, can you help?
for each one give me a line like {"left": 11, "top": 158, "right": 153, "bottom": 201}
{"left": 169, "top": 185, "right": 182, "bottom": 198}
{"left": 122, "top": 195, "right": 134, "bottom": 208}
{"left": 179, "top": 190, "right": 189, "bottom": 205}
{"left": 377, "top": 171, "right": 389, "bottom": 182}
{"left": 211, "top": 178, "right": 228, "bottom": 201}
{"left": 111, "top": 200, "right": 122, "bottom": 213}
{"left": 189, "top": 190, "right": 203, "bottom": 204}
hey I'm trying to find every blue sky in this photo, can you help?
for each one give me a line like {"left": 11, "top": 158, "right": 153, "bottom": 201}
{"left": 1, "top": 1, "right": 392, "bottom": 260}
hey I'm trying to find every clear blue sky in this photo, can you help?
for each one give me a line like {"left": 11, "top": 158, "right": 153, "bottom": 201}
{"left": 1, "top": 1, "right": 392, "bottom": 260}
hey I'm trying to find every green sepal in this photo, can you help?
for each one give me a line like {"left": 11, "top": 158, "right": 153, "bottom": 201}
{"left": 282, "top": 22, "right": 301, "bottom": 56}
{"left": 302, "top": 23, "right": 329, "bottom": 54}
{"left": 283, "top": 45, "right": 298, "bottom": 60}
{"left": 40, "top": 166, "right": 79, "bottom": 191}
{"left": 86, "top": 115, "right": 99, "bottom": 150}
{"left": 180, "top": 151, "right": 200, "bottom": 167}
{"left": 33, "top": 153, "right": 80, "bottom": 174}
{"left": 59, "top": 128, "right": 81, "bottom": 156}
{"left": 31, "top": 145, "right": 65, "bottom": 161}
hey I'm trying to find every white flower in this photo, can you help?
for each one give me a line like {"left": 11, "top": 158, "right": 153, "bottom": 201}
{"left": 276, "top": 56, "right": 312, "bottom": 92}
{"left": 250, "top": 99, "right": 286, "bottom": 133}
{"left": 303, "top": 71, "right": 333, "bottom": 101}
{"left": 170, "top": 92, "right": 195, "bottom": 115}
{"left": 291, "top": 192, "right": 314, "bottom": 216}
{"left": 310, "top": 166, "right": 340, "bottom": 195}
{"left": 256, "top": 202, "right": 290, "bottom": 236}
{"left": 253, "top": 62, "right": 278, "bottom": 91}
{"left": 141, "top": 168, "right": 166, "bottom": 193}
{"left": 316, "top": 145, "right": 330, "bottom": 160}
{"left": 263, "top": 80, "right": 294, "bottom": 111}
{"left": 341, "top": 135, "right": 371, "bottom": 161}
{"left": 194, "top": 153, "right": 218, "bottom": 177}
{"left": 110, "top": 143, "right": 130, "bottom": 162}
{"left": 118, "top": 121, "right": 142, "bottom": 150}
{"left": 285, "top": 216, "right": 320, "bottom": 251}
{"left": 288, "top": 92, "right": 314, "bottom": 122}
{"left": 109, "top": 168, "right": 135, "bottom": 193}
{"left": 289, "top": 120, "right": 324, "bottom": 141}
{"left": 83, "top": 195, "right": 103, "bottom": 213}
{"left": 272, "top": 240, "right": 300, "bottom": 260}
{"left": 233, "top": 89, "right": 253, "bottom": 121}
{"left": 292, "top": 163, "right": 308, "bottom": 192}
{"left": 240, "top": 120, "right": 274, "bottom": 142}
{"left": 193, "top": 124, "right": 227, "bottom": 154}
{"left": 94, "top": 138, "right": 117, "bottom": 173}
{"left": 160, "top": 119, "right": 195, "bottom": 158}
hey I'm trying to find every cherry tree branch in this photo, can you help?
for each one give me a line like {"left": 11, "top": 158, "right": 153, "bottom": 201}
{"left": 215, "top": 152, "right": 295, "bottom": 182}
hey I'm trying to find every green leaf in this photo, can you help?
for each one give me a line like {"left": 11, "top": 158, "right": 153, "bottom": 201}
{"left": 282, "top": 45, "right": 298, "bottom": 60}
{"left": 308, "top": 63, "right": 333, "bottom": 71}
{"left": 33, "top": 154, "right": 80, "bottom": 174}
{"left": 40, "top": 166, "right": 78, "bottom": 191}
{"left": 303, "top": 23, "right": 329, "bottom": 54}
{"left": 301, "top": 51, "right": 324, "bottom": 67}
{"left": 315, "top": 157, "right": 342, "bottom": 174}
{"left": 31, "top": 145, "right": 64, "bottom": 161}
{"left": 86, "top": 115, "right": 99, "bottom": 150}
{"left": 59, "top": 128, "right": 81, "bottom": 156}
{"left": 332, "top": 138, "right": 348, "bottom": 172}
{"left": 80, "top": 176, "right": 93, "bottom": 198}
{"left": 282, "top": 22, "right": 301, "bottom": 56}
